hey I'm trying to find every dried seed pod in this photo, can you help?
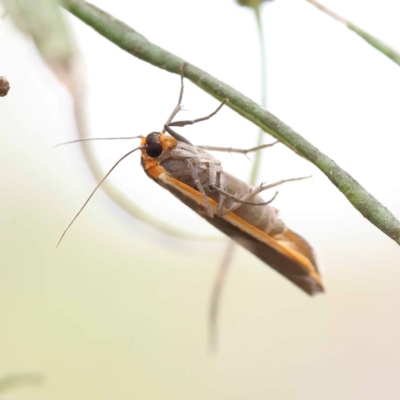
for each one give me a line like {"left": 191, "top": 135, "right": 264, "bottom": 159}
{"left": 0, "top": 76, "right": 10, "bottom": 97}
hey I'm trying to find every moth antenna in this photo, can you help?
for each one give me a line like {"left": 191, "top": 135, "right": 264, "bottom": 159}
{"left": 53, "top": 136, "right": 142, "bottom": 149}
{"left": 56, "top": 147, "right": 141, "bottom": 247}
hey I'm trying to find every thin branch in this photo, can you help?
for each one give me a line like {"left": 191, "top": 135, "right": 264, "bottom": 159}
{"left": 248, "top": 3, "right": 268, "bottom": 186}
{"left": 60, "top": 0, "right": 400, "bottom": 246}
{"left": 306, "top": 0, "right": 400, "bottom": 66}
{"left": 208, "top": 240, "right": 235, "bottom": 354}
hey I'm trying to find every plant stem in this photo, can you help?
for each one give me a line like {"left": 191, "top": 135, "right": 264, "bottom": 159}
{"left": 248, "top": 3, "right": 267, "bottom": 186}
{"left": 306, "top": 0, "right": 400, "bottom": 66}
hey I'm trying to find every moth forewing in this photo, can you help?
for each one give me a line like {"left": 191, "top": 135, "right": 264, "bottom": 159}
{"left": 141, "top": 132, "right": 324, "bottom": 296}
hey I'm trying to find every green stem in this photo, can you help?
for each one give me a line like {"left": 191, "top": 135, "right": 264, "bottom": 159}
{"left": 348, "top": 23, "right": 400, "bottom": 65}
{"left": 60, "top": 0, "right": 400, "bottom": 246}
{"left": 306, "top": 0, "right": 400, "bottom": 66}
{"left": 248, "top": 4, "right": 267, "bottom": 186}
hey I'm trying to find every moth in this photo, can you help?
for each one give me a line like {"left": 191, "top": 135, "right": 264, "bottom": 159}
{"left": 141, "top": 127, "right": 323, "bottom": 296}
{"left": 57, "top": 73, "right": 324, "bottom": 297}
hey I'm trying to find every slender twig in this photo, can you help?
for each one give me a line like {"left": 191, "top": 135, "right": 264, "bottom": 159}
{"left": 248, "top": 3, "right": 268, "bottom": 186}
{"left": 306, "top": 0, "right": 400, "bottom": 66}
{"left": 208, "top": 240, "right": 235, "bottom": 354}
{"left": 60, "top": 0, "right": 400, "bottom": 245}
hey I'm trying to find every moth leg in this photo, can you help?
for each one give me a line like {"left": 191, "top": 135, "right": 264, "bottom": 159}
{"left": 216, "top": 171, "right": 227, "bottom": 217}
{"left": 208, "top": 161, "right": 217, "bottom": 189}
{"left": 211, "top": 185, "right": 278, "bottom": 209}
{"left": 208, "top": 161, "right": 225, "bottom": 217}
{"left": 162, "top": 63, "right": 187, "bottom": 130}
{"left": 185, "top": 159, "right": 214, "bottom": 218}
{"left": 164, "top": 124, "right": 194, "bottom": 146}
{"left": 163, "top": 62, "right": 227, "bottom": 137}
{"left": 223, "top": 176, "right": 310, "bottom": 216}
{"left": 198, "top": 141, "right": 279, "bottom": 155}
{"left": 169, "top": 98, "right": 228, "bottom": 128}
{"left": 207, "top": 161, "right": 226, "bottom": 217}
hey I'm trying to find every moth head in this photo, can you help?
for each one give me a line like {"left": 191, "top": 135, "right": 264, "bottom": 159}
{"left": 142, "top": 132, "right": 177, "bottom": 159}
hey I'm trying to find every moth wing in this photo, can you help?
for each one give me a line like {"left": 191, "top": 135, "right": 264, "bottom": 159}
{"left": 201, "top": 214, "right": 324, "bottom": 296}
{"left": 157, "top": 173, "right": 324, "bottom": 296}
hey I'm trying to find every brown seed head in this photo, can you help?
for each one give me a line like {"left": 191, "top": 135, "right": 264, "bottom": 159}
{"left": 0, "top": 76, "right": 10, "bottom": 97}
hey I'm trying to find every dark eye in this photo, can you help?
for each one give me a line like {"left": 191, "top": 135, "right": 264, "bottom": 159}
{"left": 146, "top": 142, "right": 163, "bottom": 158}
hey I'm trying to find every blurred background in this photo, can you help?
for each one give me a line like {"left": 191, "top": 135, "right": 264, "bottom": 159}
{"left": 1, "top": 0, "right": 400, "bottom": 399}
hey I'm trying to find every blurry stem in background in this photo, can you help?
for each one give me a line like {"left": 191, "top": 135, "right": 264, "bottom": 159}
{"left": 306, "top": 0, "right": 400, "bottom": 66}
{"left": 249, "top": 3, "right": 267, "bottom": 186}
{"left": 0, "top": 374, "right": 44, "bottom": 394}
{"left": 209, "top": 240, "right": 235, "bottom": 353}
{"left": 60, "top": 0, "right": 400, "bottom": 245}
{"left": 210, "top": 2, "right": 270, "bottom": 351}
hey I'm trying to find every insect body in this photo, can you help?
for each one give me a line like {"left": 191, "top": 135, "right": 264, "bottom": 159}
{"left": 57, "top": 69, "right": 324, "bottom": 297}
{"left": 141, "top": 131, "right": 324, "bottom": 295}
